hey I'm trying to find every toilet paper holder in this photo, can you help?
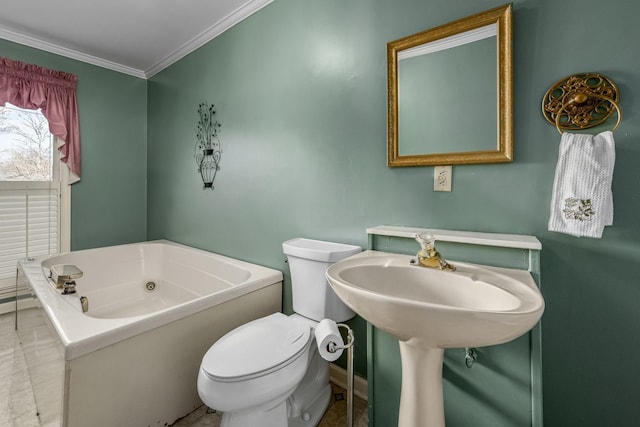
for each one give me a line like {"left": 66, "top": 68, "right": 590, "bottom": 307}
{"left": 323, "top": 323, "right": 355, "bottom": 427}
{"left": 324, "top": 323, "right": 354, "bottom": 354}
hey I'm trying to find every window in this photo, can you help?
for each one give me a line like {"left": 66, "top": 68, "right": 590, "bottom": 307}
{"left": 0, "top": 103, "right": 70, "bottom": 303}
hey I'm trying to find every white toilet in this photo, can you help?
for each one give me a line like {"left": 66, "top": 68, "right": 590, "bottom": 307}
{"left": 197, "top": 238, "right": 361, "bottom": 427}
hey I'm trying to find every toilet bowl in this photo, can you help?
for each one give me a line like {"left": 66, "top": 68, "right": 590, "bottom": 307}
{"left": 198, "top": 313, "right": 313, "bottom": 426}
{"left": 197, "top": 238, "right": 361, "bottom": 427}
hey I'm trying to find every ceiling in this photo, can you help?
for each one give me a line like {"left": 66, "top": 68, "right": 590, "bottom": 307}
{"left": 0, "top": 0, "right": 273, "bottom": 79}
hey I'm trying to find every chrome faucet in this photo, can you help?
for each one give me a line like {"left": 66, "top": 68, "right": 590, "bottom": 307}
{"left": 413, "top": 232, "right": 456, "bottom": 271}
{"left": 50, "top": 264, "right": 83, "bottom": 289}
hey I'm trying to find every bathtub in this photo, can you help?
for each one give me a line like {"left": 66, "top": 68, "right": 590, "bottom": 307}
{"left": 16, "top": 240, "right": 283, "bottom": 427}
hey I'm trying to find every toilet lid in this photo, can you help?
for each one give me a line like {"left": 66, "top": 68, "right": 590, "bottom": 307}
{"left": 201, "top": 313, "right": 311, "bottom": 381}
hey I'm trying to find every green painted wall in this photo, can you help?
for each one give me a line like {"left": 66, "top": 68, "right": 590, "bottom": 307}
{"left": 138, "top": 0, "right": 640, "bottom": 425}
{"left": 0, "top": 39, "right": 148, "bottom": 250}
{"left": 2, "top": 0, "right": 638, "bottom": 424}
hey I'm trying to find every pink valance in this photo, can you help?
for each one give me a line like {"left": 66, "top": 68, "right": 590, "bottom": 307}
{"left": 0, "top": 57, "right": 80, "bottom": 181}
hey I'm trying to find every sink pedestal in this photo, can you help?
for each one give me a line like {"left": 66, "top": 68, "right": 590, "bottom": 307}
{"left": 398, "top": 343, "right": 445, "bottom": 427}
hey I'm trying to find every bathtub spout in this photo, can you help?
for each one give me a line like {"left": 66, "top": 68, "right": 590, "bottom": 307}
{"left": 50, "top": 264, "right": 83, "bottom": 289}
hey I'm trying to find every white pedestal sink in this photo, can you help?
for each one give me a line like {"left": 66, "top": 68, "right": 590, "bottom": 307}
{"left": 325, "top": 250, "right": 545, "bottom": 427}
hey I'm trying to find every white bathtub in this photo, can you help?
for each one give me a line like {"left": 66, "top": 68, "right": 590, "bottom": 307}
{"left": 17, "top": 240, "right": 283, "bottom": 427}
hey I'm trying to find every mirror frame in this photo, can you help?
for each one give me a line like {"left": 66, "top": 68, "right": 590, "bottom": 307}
{"left": 387, "top": 4, "right": 513, "bottom": 166}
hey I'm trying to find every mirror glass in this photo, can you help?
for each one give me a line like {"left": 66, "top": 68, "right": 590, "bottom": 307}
{"left": 387, "top": 4, "right": 512, "bottom": 166}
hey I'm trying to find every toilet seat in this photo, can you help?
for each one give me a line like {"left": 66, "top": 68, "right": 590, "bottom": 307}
{"left": 201, "top": 313, "right": 311, "bottom": 382}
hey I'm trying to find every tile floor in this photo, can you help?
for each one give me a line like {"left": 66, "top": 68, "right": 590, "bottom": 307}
{"left": 0, "top": 311, "right": 40, "bottom": 427}
{"left": 0, "top": 311, "right": 368, "bottom": 427}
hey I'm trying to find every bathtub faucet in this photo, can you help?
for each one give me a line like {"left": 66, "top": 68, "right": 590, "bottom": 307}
{"left": 50, "top": 264, "right": 83, "bottom": 289}
{"left": 412, "top": 232, "right": 456, "bottom": 271}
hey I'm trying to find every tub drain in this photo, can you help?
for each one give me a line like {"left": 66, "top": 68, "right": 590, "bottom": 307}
{"left": 144, "top": 281, "right": 156, "bottom": 292}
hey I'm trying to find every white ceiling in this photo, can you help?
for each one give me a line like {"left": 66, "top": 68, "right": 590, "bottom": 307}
{"left": 0, "top": 0, "right": 273, "bottom": 79}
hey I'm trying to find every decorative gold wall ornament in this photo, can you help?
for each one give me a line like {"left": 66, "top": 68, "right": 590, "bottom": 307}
{"left": 542, "top": 73, "right": 621, "bottom": 134}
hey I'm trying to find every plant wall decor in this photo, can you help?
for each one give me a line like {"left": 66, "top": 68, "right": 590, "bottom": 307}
{"left": 194, "top": 102, "right": 222, "bottom": 189}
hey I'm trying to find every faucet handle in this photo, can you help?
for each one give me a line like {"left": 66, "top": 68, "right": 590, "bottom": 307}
{"left": 414, "top": 231, "right": 456, "bottom": 271}
{"left": 415, "top": 232, "right": 435, "bottom": 249}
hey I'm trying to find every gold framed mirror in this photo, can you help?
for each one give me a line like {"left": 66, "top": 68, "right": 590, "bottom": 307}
{"left": 387, "top": 4, "right": 512, "bottom": 166}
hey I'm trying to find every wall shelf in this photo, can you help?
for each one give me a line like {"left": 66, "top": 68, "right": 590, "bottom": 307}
{"left": 366, "top": 225, "right": 541, "bottom": 250}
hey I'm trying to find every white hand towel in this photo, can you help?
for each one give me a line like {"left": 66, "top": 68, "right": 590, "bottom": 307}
{"left": 548, "top": 131, "right": 615, "bottom": 238}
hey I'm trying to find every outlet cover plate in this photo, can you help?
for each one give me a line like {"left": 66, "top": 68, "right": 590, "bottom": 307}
{"left": 434, "top": 166, "right": 452, "bottom": 192}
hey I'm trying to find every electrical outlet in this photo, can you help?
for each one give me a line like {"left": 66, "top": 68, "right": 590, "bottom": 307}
{"left": 434, "top": 166, "right": 452, "bottom": 192}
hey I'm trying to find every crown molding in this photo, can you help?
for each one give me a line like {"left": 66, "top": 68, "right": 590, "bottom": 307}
{"left": 0, "top": 26, "right": 146, "bottom": 78}
{"left": 0, "top": 0, "right": 274, "bottom": 80}
{"left": 144, "top": 0, "right": 274, "bottom": 78}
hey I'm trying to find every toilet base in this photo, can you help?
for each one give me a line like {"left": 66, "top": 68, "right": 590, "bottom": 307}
{"left": 287, "top": 382, "right": 331, "bottom": 427}
{"left": 216, "top": 382, "right": 330, "bottom": 427}
{"left": 287, "top": 341, "right": 332, "bottom": 426}
{"left": 220, "top": 400, "right": 287, "bottom": 427}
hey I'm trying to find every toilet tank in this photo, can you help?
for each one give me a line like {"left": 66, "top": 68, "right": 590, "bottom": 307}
{"left": 283, "top": 238, "right": 361, "bottom": 323}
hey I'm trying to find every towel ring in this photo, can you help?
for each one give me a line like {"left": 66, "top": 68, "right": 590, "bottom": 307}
{"left": 542, "top": 73, "right": 621, "bottom": 134}
{"left": 554, "top": 93, "right": 621, "bottom": 134}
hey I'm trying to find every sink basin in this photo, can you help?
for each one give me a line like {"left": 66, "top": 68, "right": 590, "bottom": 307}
{"left": 325, "top": 250, "right": 544, "bottom": 349}
{"left": 325, "top": 250, "right": 545, "bottom": 427}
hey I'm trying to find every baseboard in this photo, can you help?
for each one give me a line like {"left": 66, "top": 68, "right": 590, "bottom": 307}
{"left": 329, "top": 363, "right": 368, "bottom": 401}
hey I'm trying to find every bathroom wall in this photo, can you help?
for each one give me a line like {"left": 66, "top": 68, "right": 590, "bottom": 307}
{"left": 4, "top": 0, "right": 639, "bottom": 423}
{"left": 140, "top": 0, "right": 640, "bottom": 425}
{"left": 0, "top": 39, "right": 148, "bottom": 250}
{"left": 2, "top": 0, "right": 637, "bottom": 425}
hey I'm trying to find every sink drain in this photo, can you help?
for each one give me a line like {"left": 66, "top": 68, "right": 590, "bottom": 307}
{"left": 144, "top": 281, "right": 157, "bottom": 292}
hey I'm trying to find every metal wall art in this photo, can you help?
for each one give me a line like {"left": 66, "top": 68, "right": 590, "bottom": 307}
{"left": 542, "top": 73, "right": 621, "bottom": 134}
{"left": 194, "top": 102, "right": 222, "bottom": 189}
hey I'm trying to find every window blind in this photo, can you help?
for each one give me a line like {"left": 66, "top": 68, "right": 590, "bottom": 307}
{"left": 0, "top": 182, "right": 59, "bottom": 301}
